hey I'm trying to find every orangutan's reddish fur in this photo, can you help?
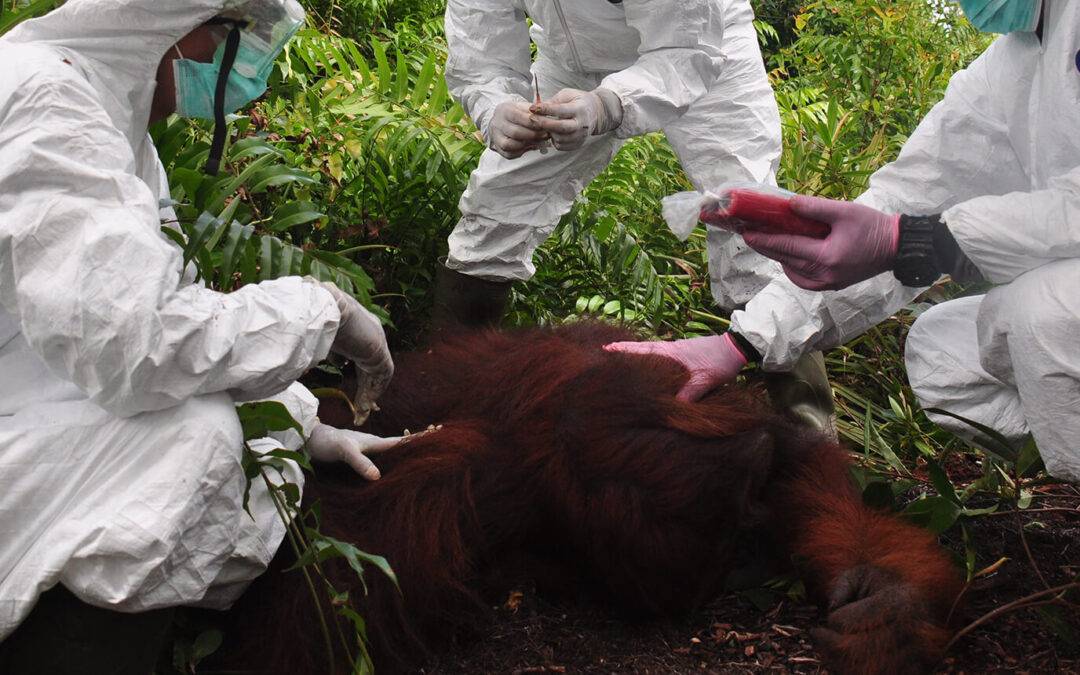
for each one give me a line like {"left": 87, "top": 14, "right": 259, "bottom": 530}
{"left": 221, "top": 323, "right": 962, "bottom": 674}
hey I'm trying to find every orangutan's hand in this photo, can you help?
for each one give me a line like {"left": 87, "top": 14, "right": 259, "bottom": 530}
{"left": 814, "top": 565, "right": 951, "bottom": 675}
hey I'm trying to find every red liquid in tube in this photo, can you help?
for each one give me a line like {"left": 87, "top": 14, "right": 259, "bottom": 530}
{"left": 707, "top": 189, "right": 831, "bottom": 239}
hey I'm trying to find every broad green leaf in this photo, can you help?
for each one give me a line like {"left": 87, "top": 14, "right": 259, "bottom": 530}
{"left": 1016, "top": 436, "right": 1045, "bottom": 478}
{"left": 394, "top": 50, "right": 409, "bottom": 101}
{"left": 172, "top": 167, "right": 206, "bottom": 202}
{"left": 191, "top": 629, "right": 223, "bottom": 663}
{"left": 1017, "top": 489, "right": 1034, "bottom": 510}
{"left": 925, "top": 407, "right": 1019, "bottom": 463}
{"left": 247, "top": 165, "right": 318, "bottom": 194}
{"left": 927, "top": 459, "right": 960, "bottom": 505}
{"left": 887, "top": 395, "right": 905, "bottom": 420}
{"left": 270, "top": 201, "right": 325, "bottom": 231}
{"left": 426, "top": 75, "right": 448, "bottom": 114}
{"left": 410, "top": 53, "right": 437, "bottom": 107}
{"left": 903, "top": 495, "right": 961, "bottom": 535}
{"left": 327, "top": 152, "right": 345, "bottom": 182}
{"left": 152, "top": 117, "right": 194, "bottom": 166}
{"left": 737, "top": 587, "right": 780, "bottom": 612}
{"left": 217, "top": 221, "right": 254, "bottom": 291}
{"left": 161, "top": 227, "right": 187, "bottom": 251}
{"left": 203, "top": 153, "right": 277, "bottom": 213}
{"left": 236, "top": 401, "right": 304, "bottom": 441}
{"left": 230, "top": 137, "right": 285, "bottom": 160}
{"left": 259, "top": 448, "right": 313, "bottom": 472}
{"left": 307, "top": 249, "right": 377, "bottom": 298}
{"left": 182, "top": 211, "right": 222, "bottom": 271}
{"left": 371, "top": 38, "right": 391, "bottom": 94}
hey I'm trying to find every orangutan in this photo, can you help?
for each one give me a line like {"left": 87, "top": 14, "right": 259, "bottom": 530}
{"left": 219, "top": 322, "right": 961, "bottom": 674}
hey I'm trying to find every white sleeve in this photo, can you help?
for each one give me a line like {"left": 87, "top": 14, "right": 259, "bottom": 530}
{"left": 731, "top": 42, "right": 1032, "bottom": 369}
{"left": 599, "top": 0, "right": 726, "bottom": 137}
{"left": 444, "top": 0, "right": 534, "bottom": 138}
{"left": 943, "top": 168, "right": 1080, "bottom": 284}
{"left": 0, "top": 67, "right": 340, "bottom": 417}
{"left": 852, "top": 37, "right": 1077, "bottom": 285}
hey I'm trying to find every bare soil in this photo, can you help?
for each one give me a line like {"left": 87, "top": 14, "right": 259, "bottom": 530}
{"left": 423, "top": 483, "right": 1080, "bottom": 675}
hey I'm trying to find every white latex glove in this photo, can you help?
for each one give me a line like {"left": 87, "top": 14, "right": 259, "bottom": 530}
{"left": 307, "top": 422, "right": 403, "bottom": 480}
{"left": 533, "top": 87, "right": 623, "bottom": 151}
{"left": 314, "top": 280, "right": 394, "bottom": 425}
{"left": 487, "top": 99, "right": 551, "bottom": 159}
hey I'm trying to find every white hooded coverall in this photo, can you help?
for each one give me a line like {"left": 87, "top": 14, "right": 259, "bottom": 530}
{"left": 730, "top": 0, "right": 1080, "bottom": 482}
{"left": 0, "top": 0, "right": 343, "bottom": 638}
{"left": 444, "top": 0, "right": 784, "bottom": 310}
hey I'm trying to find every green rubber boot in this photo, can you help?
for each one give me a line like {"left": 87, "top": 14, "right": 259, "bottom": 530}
{"left": 432, "top": 262, "right": 512, "bottom": 330}
{"left": 764, "top": 351, "right": 837, "bottom": 438}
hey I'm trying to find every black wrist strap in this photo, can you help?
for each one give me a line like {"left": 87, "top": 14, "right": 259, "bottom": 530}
{"left": 930, "top": 217, "right": 963, "bottom": 274}
{"left": 893, "top": 214, "right": 942, "bottom": 287}
{"left": 727, "top": 330, "right": 762, "bottom": 364}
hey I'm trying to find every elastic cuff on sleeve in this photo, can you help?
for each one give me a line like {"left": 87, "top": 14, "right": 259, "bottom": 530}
{"left": 727, "top": 330, "right": 762, "bottom": 364}
{"left": 596, "top": 78, "right": 639, "bottom": 138}
{"left": 933, "top": 216, "right": 985, "bottom": 284}
{"left": 593, "top": 88, "right": 625, "bottom": 134}
{"left": 475, "top": 92, "right": 529, "bottom": 143}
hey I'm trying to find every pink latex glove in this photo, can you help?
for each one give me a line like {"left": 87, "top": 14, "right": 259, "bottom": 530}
{"left": 603, "top": 333, "right": 748, "bottom": 402}
{"left": 741, "top": 195, "right": 900, "bottom": 291}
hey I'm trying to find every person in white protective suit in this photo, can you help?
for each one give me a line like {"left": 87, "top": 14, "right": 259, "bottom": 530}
{"left": 438, "top": 0, "right": 781, "bottom": 312}
{"left": 616, "top": 0, "right": 1080, "bottom": 483}
{"left": 0, "top": 0, "right": 402, "bottom": 668}
{"left": 435, "top": 0, "right": 835, "bottom": 429}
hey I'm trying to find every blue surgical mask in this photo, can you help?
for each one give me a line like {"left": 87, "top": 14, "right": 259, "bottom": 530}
{"left": 959, "top": 0, "right": 1042, "bottom": 34}
{"left": 172, "top": 28, "right": 294, "bottom": 120}
{"left": 172, "top": 1, "right": 305, "bottom": 175}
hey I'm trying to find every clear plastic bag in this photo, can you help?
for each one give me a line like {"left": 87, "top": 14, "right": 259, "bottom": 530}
{"left": 661, "top": 182, "right": 829, "bottom": 240}
{"left": 661, "top": 190, "right": 722, "bottom": 241}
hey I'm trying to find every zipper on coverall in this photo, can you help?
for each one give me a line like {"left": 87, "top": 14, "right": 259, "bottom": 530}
{"left": 550, "top": 0, "right": 586, "bottom": 73}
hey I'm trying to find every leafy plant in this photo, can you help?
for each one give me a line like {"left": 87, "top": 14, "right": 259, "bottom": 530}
{"left": 0, "top": 0, "right": 63, "bottom": 36}
{"left": 302, "top": 0, "right": 446, "bottom": 38}
{"left": 261, "top": 27, "right": 482, "bottom": 340}
{"left": 153, "top": 115, "right": 381, "bottom": 309}
{"left": 238, "top": 400, "right": 396, "bottom": 673}
{"left": 768, "top": 0, "right": 988, "bottom": 197}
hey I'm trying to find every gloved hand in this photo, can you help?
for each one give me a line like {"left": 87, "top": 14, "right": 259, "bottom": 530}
{"left": 741, "top": 195, "right": 900, "bottom": 291}
{"left": 487, "top": 99, "right": 551, "bottom": 159}
{"left": 603, "top": 333, "right": 748, "bottom": 402}
{"left": 533, "top": 87, "right": 623, "bottom": 151}
{"left": 306, "top": 422, "right": 403, "bottom": 480}
{"left": 315, "top": 280, "right": 395, "bottom": 425}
